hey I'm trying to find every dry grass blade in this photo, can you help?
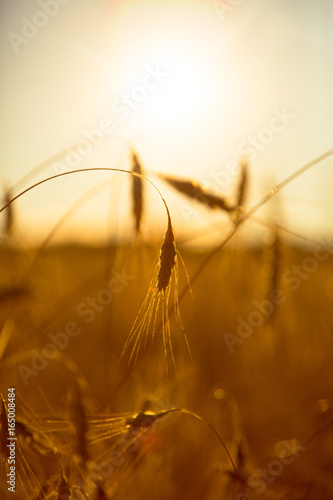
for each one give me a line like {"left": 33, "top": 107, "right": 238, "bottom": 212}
{"left": 160, "top": 174, "right": 233, "bottom": 212}
{"left": 131, "top": 151, "right": 144, "bottom": 234}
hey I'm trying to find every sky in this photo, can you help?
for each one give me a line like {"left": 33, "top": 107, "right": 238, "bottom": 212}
{"left": 0, "top": 0, "right": 332, "bottom": 245}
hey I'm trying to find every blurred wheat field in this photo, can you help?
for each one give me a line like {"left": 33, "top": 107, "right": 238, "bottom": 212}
{"left": 0, "top": 185, "right": 333, "bottom": 500}
{"left": 1, "top": 0, "right": 333, "bottom": 496}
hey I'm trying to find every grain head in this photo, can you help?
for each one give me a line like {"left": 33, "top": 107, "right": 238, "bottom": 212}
{"left": 161, "top": 175, "right": 232, "bottom": 212}
{"left": 157, "top": 216, "right": 176, "bottom": 292}
{"left": 131, "top": 151, "right": 144, "bottom": 234}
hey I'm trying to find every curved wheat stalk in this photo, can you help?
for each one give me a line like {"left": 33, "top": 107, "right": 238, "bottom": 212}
{"left": 0, "top": 167, "right": 185, "bottom": 371}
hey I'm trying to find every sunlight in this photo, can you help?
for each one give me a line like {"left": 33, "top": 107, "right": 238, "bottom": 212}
{"left": 140, "top": 45, "right": 216, "bottom": 127}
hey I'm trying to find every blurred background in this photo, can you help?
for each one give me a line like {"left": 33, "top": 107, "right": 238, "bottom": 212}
{"left": 0, "top": 0, "right": 332, "bottom": 245}
{"left": 1, "top": 2, "right": 333, "bottom": 498}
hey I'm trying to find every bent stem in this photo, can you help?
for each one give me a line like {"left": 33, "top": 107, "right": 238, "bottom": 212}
{"left": 174, "top": 408, "right": 250, "bottom": 499}
{"left": 0, "top": 168, "right": 170, "bottom": 220}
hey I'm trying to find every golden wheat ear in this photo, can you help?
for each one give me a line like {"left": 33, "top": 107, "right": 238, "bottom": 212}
{"left": 157, "top": 215, "right": 176, "bottom": 291}
{"left": 120, "top": 211, "right": 188, "bottom": 374}
{"left": 131, "top": 151, "right": 144, "bottom": 234}
{"left": 159, "top": 175, "right": 233, "bottom": 213}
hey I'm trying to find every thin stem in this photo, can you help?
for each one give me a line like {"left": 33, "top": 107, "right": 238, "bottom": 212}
{"left": 0, "top": 168, "right": 171, "bottom": 222}
{"left": 174, "top": 408, "right": 250, "bottom": 499}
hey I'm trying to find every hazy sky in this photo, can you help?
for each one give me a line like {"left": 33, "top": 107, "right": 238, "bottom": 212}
{"left": 0, "top": 0, "right": 332, "bottom": 244}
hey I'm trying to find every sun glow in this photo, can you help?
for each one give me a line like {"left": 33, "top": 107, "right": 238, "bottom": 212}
{"left": 140, "top": 45, "right": 218, "bottom": 127}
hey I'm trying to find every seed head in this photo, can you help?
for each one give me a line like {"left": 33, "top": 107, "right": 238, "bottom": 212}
{"left": 131, "top": 152, "right": 144, "bottom": 234}
{"left": 157, "top": 217, "right": 176, "bottom": 292}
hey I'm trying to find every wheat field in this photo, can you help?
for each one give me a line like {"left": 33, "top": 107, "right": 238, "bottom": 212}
{"left": 0, "top": 148, "right": 332, "bottom": 499}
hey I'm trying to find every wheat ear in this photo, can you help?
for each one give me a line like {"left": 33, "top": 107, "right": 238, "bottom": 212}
{"left": 131, "top": 151, "right": 144, "bottom": 234}
{"left": 157, "top": 214, "right": 176, "bottom": 291}
{"left": 160, "top": 174, "right": 233, "bottom": 212}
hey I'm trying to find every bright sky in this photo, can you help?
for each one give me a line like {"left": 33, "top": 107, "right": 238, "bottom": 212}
{"left": 0, "top": 0, "right": 332, "bottom": 245}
